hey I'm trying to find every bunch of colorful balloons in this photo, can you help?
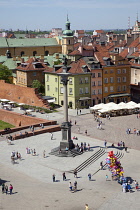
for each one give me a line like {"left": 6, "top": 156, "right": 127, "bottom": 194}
{"left": 106, "top": 151, "right": 124, "bottom": 177}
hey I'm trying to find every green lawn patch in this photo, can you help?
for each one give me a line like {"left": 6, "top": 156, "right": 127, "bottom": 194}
{"left": 0, "top": 120, "right": 15, "bottom": 130}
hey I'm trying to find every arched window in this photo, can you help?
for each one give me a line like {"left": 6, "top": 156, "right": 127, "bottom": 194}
{"left": 21, "top": 51, "right": 24, "bottom": 56}
{"left": 45, "top": 50, "right": 49, "bottom": 56}
{"left": 33, "top": 51, "right": 37, "bottom": 56}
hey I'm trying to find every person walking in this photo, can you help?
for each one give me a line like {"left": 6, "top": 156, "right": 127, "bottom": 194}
{"left": 74, "top": 169, "right": 77, "bottom": 178}
{"left": 85, "top": 130, "right": 87, "bottom": 135}
{"left": 74, "top": 181, "right": 77, "bottom": 192}
{"left": 85, "top": 204, "right": 89, "bottom": 210}
{"left": 9, "top": 184, "right": 13, "bottom": 195}
{"left": 75, "top": 120, "right": 77, "bottom": 125}
{"left": 51, "top": 133, "right": 53, "bottom": 140}
{"left": 2, "top": 183, "right": 5, "bottom": 194}
{"left": 69, "top": 182, "right": 72, "bottom": 191}
{"left": 88, "top": 173, "right": 91, "bottom": 181}
{"left": 100, "top": 161, "right": 103, "bottom": 170}
{"left": 104, "top": 140, "right": 107, "bottom": 148}
{"left": 106, "top": 174, "right": 108, "bottom": 181}
{"left": 62, "top": 172, "right": 66, "bottom": 181}
{"left": 43, "top": 150, "right": 46, "bottom": 158}
{"left": 52, "top": 174, "right": 55, "bottom": 182}
{"left": 5, "top": 185, "right": 8, "bottom": 195}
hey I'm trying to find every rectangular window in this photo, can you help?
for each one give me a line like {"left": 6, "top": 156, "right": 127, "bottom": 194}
{"left": 85, "top": 77, "right": 88, "bottom": 83}
{"left": 79, "top": 88, "right": 83, "bottom": 94}
{"left": 104, "top": 70, "right": 108, "bottom": 74}
{"left": 92, "top": 73, "right": 96, "bottom": 78}
{"left": 98, "top": 73, "right": 101, "bottom": 77}
{"left": 92, "top": 81, "right": 96, "bottom": 86}
{"left": 117, "top": 69, "right": 121, "bottom": 74}
{"left": 104, "top": 87, "right": 108, "bottom": 93}
{"left": 69, "top": 78, "right": 73, "bottom": 84}
{"left": 47, "top": 85, "right": 50, "bottom": 91}
{"left": 122, "top": 77, "right": 126, "bottom": 82}
{"left": 85, "top": 87, "right": 89, "bottom": 94}
{"left": 92, "top": 90, "right": 96, "bottom": 95}
{"left": 117, "top": 86, "right": 121, "bottom": 92}
{"left": 104, "top": 78, "right": 108, "bottom": 84}
{"left": 110, "top": 77, "right": 114, "bottom": 83}
{"left": 98, "top": 81, "right": 102, "bottom": 86}
{"left": 55, "top": 78, "right": 57, "bottom": 82}
{"left": 60, "top": 87, "right": 64, "bottom": 94}
{"left": 110, "top": 69, "right": 114, "bottom": 73}
{"left": 122, "top": 85, "right": 126, "bottom": 91}
{"left": 122, "top": 69, "right": 126, "bottom": 74}
{"left": 69, "top": 88, "right": 73, "bottom": 94}
{"left": 33, "top": 72, "right": 36, "bottom": 76}
{"left": 55, "top": 87, "right": 58, "bottom": 92}
{"left": 117, "top": 77, "right": 121, "bottom": 83}
{"left": 46, "top": 75, "right": 49, "bottom": 82}
{"left": 110, "top": 86, "right": 114, "bottom": 92}
{"left": 98, "top": 89, "right": 102, "bottom": 94}
{"left": 79, "top": 78, "right": 84, "bottom": 84}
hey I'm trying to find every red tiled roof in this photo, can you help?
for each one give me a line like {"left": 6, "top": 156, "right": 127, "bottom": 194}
{"left": 74, "top": 42, "right": 81, "bottom": 49}
{"left": 56, "top": 59, "right": 89, "bottom": 74}
{"left": 94, "top": 45, "right": 110, "bottom": 65}
{"left": 16, "top": 57, "right": 48, "bottom": 71}
{"left": 95, "top": 30, "right": 104, "bottom": 34}
{"left": 129, "top": 37, "right": 140, "bottom": 48}
{"left": 68, "top": 49, "right": 82, "bottom": 56}
{"left": 76, "top": 30, "right": 85, "bottom": 34}
{"left": 83, "top": 45, "right": 94, "bottom": 50}
{"left": 119, "top": 49, "right": 128, "bottom": 58}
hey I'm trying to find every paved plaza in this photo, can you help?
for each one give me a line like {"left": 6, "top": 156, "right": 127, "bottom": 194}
{"left": 0, "top": 107, "right": 140, "bottom": 210}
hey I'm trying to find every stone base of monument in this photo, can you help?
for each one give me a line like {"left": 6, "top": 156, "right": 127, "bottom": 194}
{"left": 60, "top": 139, "right": 74, "bottom": 151}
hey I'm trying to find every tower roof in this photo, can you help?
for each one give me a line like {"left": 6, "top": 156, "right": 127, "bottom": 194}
{"left": 63, "top": 16, "right": 73, "bottom": 37}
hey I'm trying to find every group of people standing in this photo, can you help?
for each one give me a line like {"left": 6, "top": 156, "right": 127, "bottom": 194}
{"left": 2, "top": 183, "right": 13, "bottom": 195}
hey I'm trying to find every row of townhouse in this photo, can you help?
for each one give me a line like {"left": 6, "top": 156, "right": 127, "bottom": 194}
{"left": 44, "top": 51, "right": 131, "bottom": 109}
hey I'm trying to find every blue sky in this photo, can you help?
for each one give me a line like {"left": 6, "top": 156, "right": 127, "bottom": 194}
{"left": 0, "top": 0, "right": 140, "bottom": 31}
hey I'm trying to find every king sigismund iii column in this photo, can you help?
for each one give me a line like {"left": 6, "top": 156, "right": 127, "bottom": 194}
{"left": 58, "top": 56, "right": 74, "bottom": 151}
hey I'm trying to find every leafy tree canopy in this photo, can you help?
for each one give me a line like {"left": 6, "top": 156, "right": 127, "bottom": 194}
{"left": 32, "top": 80, "right": 45, "bottom": 94}
{"left": 0, "top": 64, "right": 12, "bottom": 83}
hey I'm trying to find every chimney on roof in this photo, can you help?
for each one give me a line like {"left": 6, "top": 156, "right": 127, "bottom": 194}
{"left": 55, "top": 53, "right": 59, "bottom": 59}
{"left": 13, "top": 56, "right": 16, "bottom": 61}
{"left": 40, "top": 54, "right": 44, "bottom": 62}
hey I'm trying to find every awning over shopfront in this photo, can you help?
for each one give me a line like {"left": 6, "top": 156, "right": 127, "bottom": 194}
{"left": 108, "top": 93, "right": 131, "bottom": 98}
{"left": 79, "top": 97, "right": 91, "bottom": 101}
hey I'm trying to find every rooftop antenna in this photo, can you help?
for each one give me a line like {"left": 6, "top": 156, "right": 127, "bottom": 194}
{"left": 128, "top": 16, "right": 130, "bottom": 29}
{"left": 137, "top": 11, "right": 138, "bottom": 21}
{"left": 67, "top": 13, "right": 69, "bottom": 21}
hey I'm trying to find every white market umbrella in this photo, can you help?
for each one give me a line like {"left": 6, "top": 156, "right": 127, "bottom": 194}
{"left": 26, "top": 109, "right": 33, "bottom": 112}
{"left": 3, "top": 104, "right": 10, "bottom": 107}
{"left": 18, "top": 103, "right": 25, "bottom": 106}
{"left": 0, "top": 99, "right": 10, "bottom": 102}
{"left": 98, "top": 109, "right": 110, "bottom": 113}
{"left": 8, "top": 101, "right": 15, "bottom": 104}
{"left": 127, "top": 101, "right": 136, "bottom": 106}
{"left": 134, "top": 103, "right": 140, "bottom": 108}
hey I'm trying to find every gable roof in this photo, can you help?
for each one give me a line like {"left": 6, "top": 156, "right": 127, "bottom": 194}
{"left": 44, "top": 58, "right": 90, "bottom": 75}
{"left": 16, "top": 57, "right": 48, "bottom": 71}
{"left": 0, "top": 37, "right": 60, "bottom": 48}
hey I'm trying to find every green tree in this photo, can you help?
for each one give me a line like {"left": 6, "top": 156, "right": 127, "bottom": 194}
{"left": 54, "top": 59, "right": 62, "bottom": 65}
{"left": 32, "top": 80, "right": 45, "bottom": 94}
{"left": 0, "top": 64, "right": 12, "bottom": 83}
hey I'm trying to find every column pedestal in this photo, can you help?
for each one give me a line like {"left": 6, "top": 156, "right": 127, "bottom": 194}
{"left": 60, "top": 121, "right": 74, "bottom": 150}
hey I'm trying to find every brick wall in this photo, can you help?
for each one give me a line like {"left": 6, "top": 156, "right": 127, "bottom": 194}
{"left": 0, "top": 109, "right": 56, "bottom": 127}
{"left": 0, "top": 80, "right": 48, "bottom": 108}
